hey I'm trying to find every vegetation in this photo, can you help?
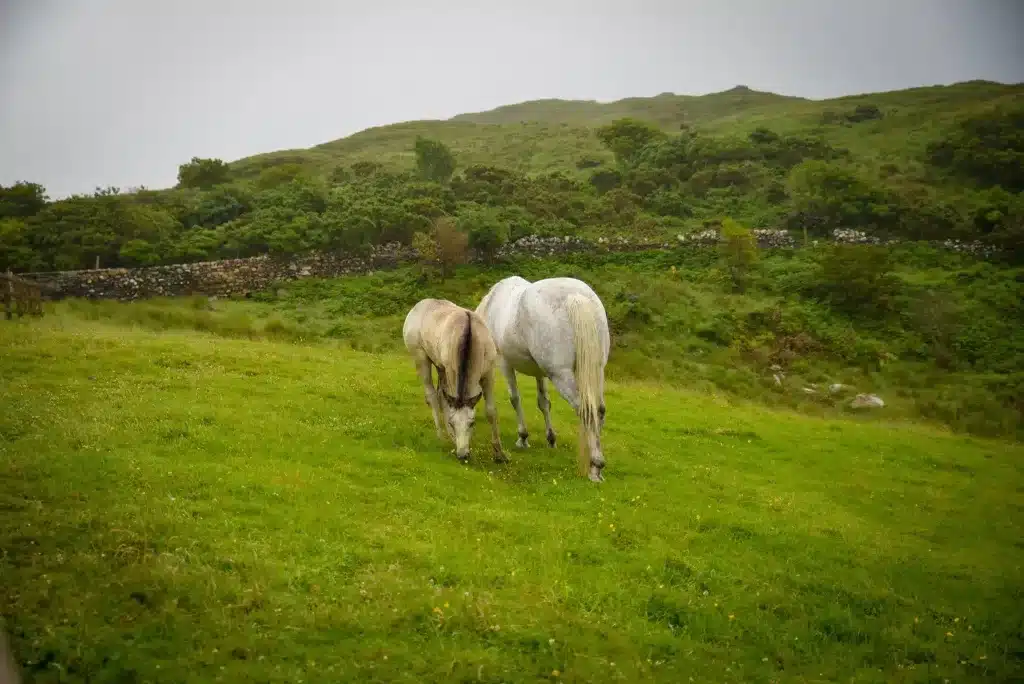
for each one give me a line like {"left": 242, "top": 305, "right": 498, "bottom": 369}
{"left": 2, "top": 81, "right": 1023, "bottom": 273}
{"left": 2, "top": 315, "right": 1022, "bottom": 683}
{"left": 0, "top": 80, "right": 1019, "bottom": 435}
{"left": 33, "top": 243, "right": 1024, "bottom": 441}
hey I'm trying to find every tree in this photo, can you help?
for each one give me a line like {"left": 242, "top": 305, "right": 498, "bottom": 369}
{"left": 0, "top": 182, "right": 48, "bottom": 219}
{"left": 0, "top": 218, "right": 42, "bottom": 272}
{"left": 351, "top": 161, "right": 383, "bottom": 178}
{"left": 416, "top": 216, "right": 468, "bottom": 279}
{"left": 927, "top": 105, "right": 1024, "bottom": 192}
{"left": 720, "top": 218, "right": 759, "bottom": 292}
{"left": 589, "top": 169, "right": 622, "bottom": 194}
{"left": 177, "top": 157, "right": 231, "bottom": 190}
{"left": 786, "top": 160, "right": 893, "bottom": 236}
{"left": 411, "top": 230, "right": 438, "bottom": 273}
{"left": 414, "top": 137, "right": 456, "bottom": 184}
{"left": 256, "top": 164, "right": 310, "bottom": 190}
{"left": 804, "top": 244, "right": 901, "bottom": 319}
{"left": 595, "top": 118, "right": 668, "bottom": 168}
{"left": 195, "top": 184, "right": 254, "bottom": 228}
{"left": 118, "top": 239, "right": 162, "bottom": 266}
{"left": 459, "top": 205, "right": 508, "bottom": 263}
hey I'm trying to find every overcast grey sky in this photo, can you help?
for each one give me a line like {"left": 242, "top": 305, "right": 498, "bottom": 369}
{"left": 1, "top": 0, "right": 1021, "bottom": 199}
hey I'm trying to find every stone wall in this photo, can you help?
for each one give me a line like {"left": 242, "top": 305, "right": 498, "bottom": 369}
{"left": 20, "top": 236, "right": 668, "bottom": 301}
{"left": 22, "top": 246, "right": 418, "bottom": 301}
{"left": 18, "top": 229, "right": 1000, "bottom": 301}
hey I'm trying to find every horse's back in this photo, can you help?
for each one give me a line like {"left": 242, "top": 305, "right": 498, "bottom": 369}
{"left": 530, "top": 277, "right": 604, "bottom": 308}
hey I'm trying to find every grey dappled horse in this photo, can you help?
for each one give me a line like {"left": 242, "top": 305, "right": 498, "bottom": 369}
{"left": 403, "top": 298, "right": 507, "bottom": 464}
{"left": 476, "top": 276, "right": 611, "bottom": 481}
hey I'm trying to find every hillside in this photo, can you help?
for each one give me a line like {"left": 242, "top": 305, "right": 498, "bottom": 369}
{"left": 2, "top": 79, "right": 1022, "bottom": 275}
{"left": 228, "top": 80, "right": 1023, "bottom": 179}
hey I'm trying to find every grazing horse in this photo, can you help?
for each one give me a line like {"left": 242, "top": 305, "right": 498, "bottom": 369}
{"left": 476, "top": 276, "right": 610, "bottom": 482}
{"left": 403, "top": 298, "right": 507, "bottom": 464}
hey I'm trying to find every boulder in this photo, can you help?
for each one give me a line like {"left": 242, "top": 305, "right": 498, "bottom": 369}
{"left": 850, "top": 393, "right": 885, "bottom": 409}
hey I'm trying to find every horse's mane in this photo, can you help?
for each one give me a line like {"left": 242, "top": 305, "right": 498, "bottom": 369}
{"left": 456, "top": 310, "right": 472, "bottom": 404}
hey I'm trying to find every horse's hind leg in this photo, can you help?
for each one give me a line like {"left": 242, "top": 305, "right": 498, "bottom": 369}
{"left": 549, "top": 370, "right": 604, "bottom": 481}
{"left": 503, "top": 359, "right": 530, "bottom": 448}
{"left": 548, "top": 371, "right": 580, "bottom": 413}
{"left": 537, "top": 377, "right": 556, "bottom": 447}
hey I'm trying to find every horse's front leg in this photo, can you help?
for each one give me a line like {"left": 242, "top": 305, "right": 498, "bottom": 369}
{"left": 416, "top": 358, "right": 445, "bottom": 441}
{"left": 482, "top": 369, "right": 508, "bottom": 463}
{"left": 502, "top": 359, "right": 530, "bottom": 448}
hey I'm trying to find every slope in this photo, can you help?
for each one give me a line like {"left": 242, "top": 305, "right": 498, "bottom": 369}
{"left": 225, "top": 80, "right": 1023, "bottom": 178}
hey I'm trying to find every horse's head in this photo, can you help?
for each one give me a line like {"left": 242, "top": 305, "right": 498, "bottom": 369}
{"left": 439, "top": 388, "right": 482, "bottom": 461}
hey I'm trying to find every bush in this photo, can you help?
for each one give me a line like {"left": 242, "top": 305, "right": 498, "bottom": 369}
{"left": 926, "top": 105, "right": 1024, "bottom": 191}
{"left": 433, "top": 216, "right": 468, "bottom": 278}
{"left": 802, "top": 244, "right": 901, "bottom": 320}
{"left": 719, "top": 218, "right": 759, "bottom": 292}
{"left": 460, "top": 207, "right": 509, "bottom": 263}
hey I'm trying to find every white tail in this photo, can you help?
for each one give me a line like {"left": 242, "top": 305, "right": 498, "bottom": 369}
{"left": 566, "top": 293, "right": 604, "bottom": 475}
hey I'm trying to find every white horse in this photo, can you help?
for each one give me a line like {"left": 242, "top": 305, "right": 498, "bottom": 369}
{"left": 403, "top": 298, "right": 507, "bottom": 464}
{"left": 476, "top": 276, "right": 610, "bottom": 481}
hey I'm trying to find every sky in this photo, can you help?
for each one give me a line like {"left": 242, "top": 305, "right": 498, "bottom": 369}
{"left": 1, "top": 0, "right": 1022, "bottom": 199}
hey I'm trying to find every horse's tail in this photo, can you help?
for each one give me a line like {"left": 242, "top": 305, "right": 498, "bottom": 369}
{"left": 566, "top": 293, "right": 605, "bottom": 473}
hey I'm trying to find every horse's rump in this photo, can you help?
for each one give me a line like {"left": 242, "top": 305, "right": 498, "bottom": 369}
{"left": 404, "top": 298, "right": 495, "bottom": 406}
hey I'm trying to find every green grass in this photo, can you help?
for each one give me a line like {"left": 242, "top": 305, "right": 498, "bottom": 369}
{"left": 2, "top": 313, "right": 1022, "bottom": 683}
{"left": 45, "top": 246, "right": 1024, "bottom": 442}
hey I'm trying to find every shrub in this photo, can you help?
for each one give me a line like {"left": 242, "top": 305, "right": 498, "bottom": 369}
{"left": 802, "top": 244, "right": 901, "bottom": 320}
{"left": 433, "top": 216, "right": 468, "bottom": 278}
{"left": 719, "top": 218, "right": 759, "bottom": 292}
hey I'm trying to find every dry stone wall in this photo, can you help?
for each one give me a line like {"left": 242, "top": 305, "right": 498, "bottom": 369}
{"left": 18, "top": 229, "right": 999, "bottom": 301}
{"left": 22, "top": 245, "right": 418, "bottom": 301}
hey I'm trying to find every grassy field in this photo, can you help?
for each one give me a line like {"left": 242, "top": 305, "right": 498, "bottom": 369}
{"left": 1, "top": 312, "right": 1022, "bottom": 683}
{"left": 48, "top": 245, "right": 1024, "bottom": 442}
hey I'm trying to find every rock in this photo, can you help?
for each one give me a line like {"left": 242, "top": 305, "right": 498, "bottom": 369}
{"left": 829, "top": 383, "right": 849, "bottom": 394}
{"left": 802, "top": 387, "right": 817, "bottom": 395}
{"left": 850, "top": 393, "right": 885, "bottom": 409}
{"left": 773, "top": 373, "right": 783, "bottom": 386}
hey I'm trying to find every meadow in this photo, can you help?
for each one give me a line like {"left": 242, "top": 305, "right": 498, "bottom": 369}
{"left": 46, "top": 245, "right": 1024, "bottom": 442}
{"left": 2, "top": 77, "right": 1023, "bottom": 683}
{"left": 1, "top": 306, "right": 1022, "bottom": 683}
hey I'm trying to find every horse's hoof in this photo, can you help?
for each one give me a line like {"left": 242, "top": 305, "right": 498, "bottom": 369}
{"left": 546, "top": 430, "right": 556, "bottom": 448}
{"left": 515, "top": 437, "right": 529, "bottom": 449}
{"left": 588, "top": 467, "right": 604, "bottom": 483}
{"left": 493, "top": 451, "right": 509, "bottom": 464}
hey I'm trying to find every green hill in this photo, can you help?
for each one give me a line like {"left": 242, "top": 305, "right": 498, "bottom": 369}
{"left": 2, "top": 79, "right": 1022, "bottom": 274}
{"left": 226, "top": 80, "right": 1022, "bottom": 180}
